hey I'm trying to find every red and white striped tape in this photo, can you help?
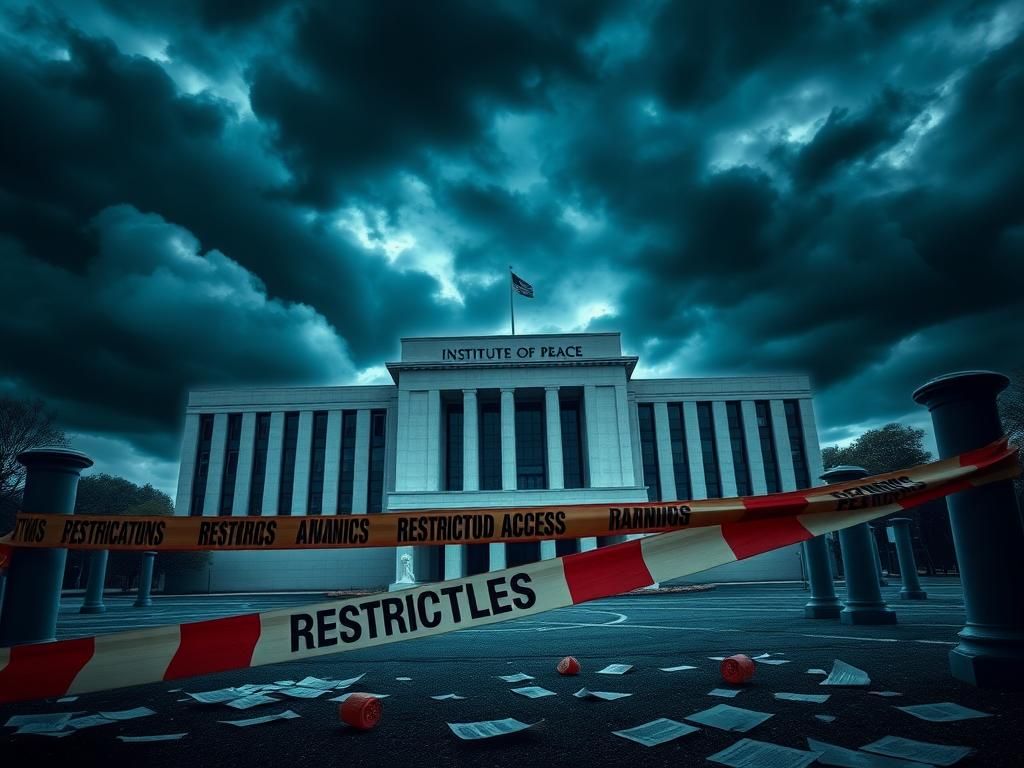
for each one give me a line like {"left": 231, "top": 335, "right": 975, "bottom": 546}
{"left": 0, "top": 439, "right": 1016, "bottom": 705}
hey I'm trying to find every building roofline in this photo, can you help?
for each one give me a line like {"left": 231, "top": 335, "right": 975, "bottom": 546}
{"left": 398, "top": 331, "right": 620, "bottom": 342}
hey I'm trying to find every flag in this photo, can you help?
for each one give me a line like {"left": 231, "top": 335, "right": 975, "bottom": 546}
{"left": 511, "top": 272, "right": 534, "bottom": 298}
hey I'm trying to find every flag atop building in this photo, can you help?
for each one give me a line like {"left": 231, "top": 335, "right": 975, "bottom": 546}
{"left": 511, "top": 272, "right": 534, "bottom": 298}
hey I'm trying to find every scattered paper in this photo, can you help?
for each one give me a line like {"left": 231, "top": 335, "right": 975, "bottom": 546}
{"left": 278, "top": 687, "right": 331, "bottom": 699}
{"left": 67, "top": 715, "right": 117, "bottom": 730}
{"left": 820, "top": 660, "right": 871, "bottom": 687}
{"left": 117, "top": 733, "right": 188, "bottom": 743}
{"left": 708, "top": 657, "right": 727, "bottom": 661}
{"left": 815, "top": 715, "right": 837, "bottom": 723}
{"left": 15, "top": 722, "right": 75, "bottom": 735}
{"left": 168, "top": 689, "right": 183, "bottom": 693}
{"left": 775, "top": 693, "right": 830, "bottom": 704}
{"left": 596, "top": 664, "right": 633, "bottom": 675}
{"left": 176, "top": 698, "right": 189, "bottom": 702}
{"left": 329, "top": 693, "right": 390, "bottom": 702}
{"left": 295, "top": 676, "right": 340, "bottom": 690}
{"left": 5, "top": 713, "right": 78, "bottom": 728}
{"left": 56, "top": 696, "right": 78, "bottom": 703}
{"left": 894, "top": 702, "right": 991, "bottom": 723}
{"left": 862, "top": 735, "right": 974, "bottom": 766}
{"left": 16, "top": 729, "right": 74, "bottom": 737}
{"left": 447, "top": 718, "right": 542, "bottom": 740}
{"left": 219, "top": 710, "right": 301, "bottom": 728}
{"left": 498, "top": 673, "right": 535, "bottom": 683}
{"left": 752, "top": 653, "right": 772, "bottom": 660}
{"left": 659, "top": 665, "right": 697, "bottom": 672}
{"left": 573, "top": 688, "right": 632, "bottom": 701}
{"left": 226, "top": 694, "right": 280, "bottom": 710}
{"left": 229, "top": 684, "right": 263, "bottom": 695}
{"left": 511, "top": 686, "right": 556, "bottom": 699}
{"left": 334, "top": 674, "right": 366, "bottom": 689}
{"left": 684, "top": 704, "right": 773, "bottom": 733}
{"left": 708, "top": 737, "right": 820, "bottom": 768}
{"left": 185, "top": 689, "right": 247, "bottom": 704}
{"left": 273, "top": 680, "right": 296, "bottom": 686}
{"left": 759, "top": 659, "right": 792, "bottom": 665}
{"left": 612, "top": 718, "right": 700, "bottom": 747}
{"left": 431, "top": 694, "right": 466, "bottom": 701}
{"left": 709, "top": 688, "right": 743, "bottom": 698}
{"left": 395, "top": 677, "right": 413, "bottom": 681}
{"left": 98, "top": 707, "right": 156, "bottom": 721}
{"left": 867, "top": 691, "right": 902, "bottom": 698}
{"left": 808, "top": 738, "right": 932, "bottom": 768}
{"left": 807, "top": 669, "right": 828, "bottom": 675}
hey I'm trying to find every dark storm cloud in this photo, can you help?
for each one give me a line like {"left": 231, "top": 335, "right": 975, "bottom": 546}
{"left": 0, "top": 0, "right": 1021, "bottom": 490}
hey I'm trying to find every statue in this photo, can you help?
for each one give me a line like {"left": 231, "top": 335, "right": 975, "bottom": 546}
{"left": 398, "top": 552, "right": 416, "bottom": 584}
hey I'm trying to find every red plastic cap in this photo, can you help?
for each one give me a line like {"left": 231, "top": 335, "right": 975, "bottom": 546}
{"left": 339, "top": 693, "right": 383, "bottom": 730}
{"left": 557, "top": 656, "right": 581, "bottom": 676}
{"left": 720, "top": 654, "right": 755, "bottom": 684}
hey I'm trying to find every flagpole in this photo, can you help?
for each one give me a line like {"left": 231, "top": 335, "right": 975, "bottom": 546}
{"left": 509, "top": 265, "right": 515, "bottom": 336}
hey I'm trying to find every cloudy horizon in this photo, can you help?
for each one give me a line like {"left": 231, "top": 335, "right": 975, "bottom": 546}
{"left": 2, "top": 0, "right": 1021, "bottom": 498}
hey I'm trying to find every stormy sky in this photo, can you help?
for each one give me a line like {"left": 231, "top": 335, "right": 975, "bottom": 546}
{"left": 1, "top": 0, "right": 1022, "bottom": 497}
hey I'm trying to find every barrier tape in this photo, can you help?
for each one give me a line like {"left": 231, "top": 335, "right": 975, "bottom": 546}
{"left": 2, "top": 439, "right": 1017, "bottom": 552}
{"left": 0, "top": 439, "right": 1016, "bottom": 705}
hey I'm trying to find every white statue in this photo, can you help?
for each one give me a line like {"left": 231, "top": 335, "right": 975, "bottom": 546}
{"left": 398, "top": 552, "right": 416, "bottom": 584}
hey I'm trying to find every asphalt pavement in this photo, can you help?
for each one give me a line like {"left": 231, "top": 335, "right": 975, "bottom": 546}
{"left": 3, "top": 578, "right": 1023, "bottom": 767}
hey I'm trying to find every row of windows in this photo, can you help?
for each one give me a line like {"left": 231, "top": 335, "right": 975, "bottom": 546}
{"left": 443, "top": 396, "right": 588, "bottom": 492}
{"left": 189, "top": 410, "right": 387, "bottom": 517}
{"left": 636, "top": 400, "right": 812, "bottom": 501}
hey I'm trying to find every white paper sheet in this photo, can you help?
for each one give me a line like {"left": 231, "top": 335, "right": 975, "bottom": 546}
{"left": 807, "top": 738, "right": 932, "bottom": 768}
{"left": 67, "top": 715, "right": 117, "bottom": 730}
{"left": 612, "top": 718, "right": 700, "bottom": 747}
{"left": 820, "top": 660, "right": 871, "bottom": 687}
{"left": 498, "top": 673, "right": 535, "bottom": 683}
{"left": 709, "top": 688, "right": 743, "bottom": 698}
{"left": 56, "top": 696, "right": 78, "bottom": 703}
{"left": 447, "top": 718, "right": 542, "bottom": 740}
{"left": 334, "top": 674, "right": 367, "bottom": 689}
{"left": 225, "top": 694, "right": 281, "bottom": 710}
{"left": 186, "top": 689, "right": 247, "bottom": 704}
{"left": 659, "top": 665, "right": 697, "bottom": 672}
{"left": 395, "top": 677, "right": 413, "bottom": 681}
{"left": 707, "top": 737, "right": 821, "bottom": 768}
{"left": 98, "top": 707, "right": 156, "bottom": 720}
{"left": 684, "top": 704, "right": 773, "bottom": 733}
{"left": 294, "top": 676, "right": 340, "bottom": 690}
{"left": 117, "top": 733, "right": 188, "bottom": 742}
{"left": 774, "top": 693, "right": 830, "bottom": 703}
{"left": 329, "top": 693, "right": 390, "bottom": 702}
{"left": 511, "top": 686, "right": 557, "bottom": 698}
{"left": 14, "top": 726, "right": 75, "bottom": 737}
{"left": 5, "top": 713, "right": 78, "bottom": 728}
{"left": 894, "top": 703, "right": 990, "bottom": 722}
{"left": 806, "top": 669, "right": 828, "bottom": 675}
{"left": 596, "top": 664, "right": 633, "bottom": 675}
{"left": 219, "top": 710, "right": 301, "bottom": 728}
{"left": 573, "top": 688, "right": 633, "bottom": 701}
{"left": 431, "top": 694, "right": 466, "bottom": 701}
{"left": 861, "top": 735, "right": 974, "bottom": 766}
{"left": 867, "top": 691, "right": 902, "bottom": 697}
{"left": 277, "top": 687, "right": 331, "bottom": 699}
{"left": 759, "top": 659, "right": 792, "bottom": 665}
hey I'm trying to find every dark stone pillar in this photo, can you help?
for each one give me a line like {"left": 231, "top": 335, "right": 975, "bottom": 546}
{"left": 889, "top": 518, "right": 927, "bottom": 599}
{"left": 914, "top": 370, "right": 1024, "bottom": 688}
{"left": 79, "top": 549, "right": 109, "bottom": 614}
{"left": 823, "top": 465, "right": 897, "bottom": 625}
{"left": 0, "top": 448, "right": 93, "bottom": 646}
{"left": 134, "top": 551, "right": 157, "bottom": 608}
{"left": 802, "top": 536, "right": 841, "bottom": 618}
{"left": 868, "top": 525, "right": 888, "bottom": 586}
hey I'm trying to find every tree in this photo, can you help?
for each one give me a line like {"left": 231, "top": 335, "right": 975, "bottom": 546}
{"left": 0, "top": 396, "right": 68, "bottom": 534}
{"left": 821, "top": 423, "right": 931, "bottom": 475}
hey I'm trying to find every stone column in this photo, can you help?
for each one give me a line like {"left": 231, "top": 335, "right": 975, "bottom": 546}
{"left": 289, "top": 411, "right": 314, "bottom": 516}
{"left": 802, "top": 536, "right": 841, "bottom": 618}
{"left": 888, "top": 519, "right": 927, "bottom": 600}
{"left": 462, "top": 390, "right": 479, "bottom": 491}
{"left": 444, "top": 544, "right": 464, "bottom": 580}
{"left": 231, "top": 412, "right": 257, "bottom": 516}
{"left": 321, "top": 410, "right": 343, "bottom": 515}
{"left": 352, "top": 410, "right": 371, "bottom": 513}
{"left": 173, "top": 413, "right": 201, "bottom": 515}
{"left": 823, "top": 466, "right": 896, "bottom": 625}
{"left": 868, "top": 525, "right": 888, "bottom": 586}
{"left": 261, "top": 412, "right": 286, "bottom": 515}
{"left": 683, "top": 402, "right": 707, "bottom": 499}
{"left": 202, "top": 413, "right": 229, "bottom": 515}
{"left": 80, "top": 549, "right": 109, "bottom": 614}
{"left": 134, "top": 551, "right": 157, "bottom": 608}
{"left": 913, "top": 370, "right": 1024, "bottom": 688}
{"left": 541, "top": 387, "right": 563, "bottom": 560}
{"left": 500, "top": 388, "right": 517, "bottom": 490}
{"left": 653, "top": 403, "right": 677, "bottom": 500}
{"left": 0, "top": 448, "right": 93, "bottom": 645}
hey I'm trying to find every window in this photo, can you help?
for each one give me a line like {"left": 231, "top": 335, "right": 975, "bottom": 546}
{"left": 479, "top": 402, "right": 502, "bottom": 491}
{"left": 725, "top": 402, "right": 752, "bottom": 497}
{"left": 515, "top": 402, "right": 546, "bottom": 490}
{"left": 696, "top": 402, "right": 721, "bottom": 498}
{"left": 277, "top": 412, "right": 300, "bottom": 515}
{"left": 219, "top": 413, "right": 242, "bottom": 516}
{"left": 560, "top": 398, "right": 585, "bottom": 489}
{"left": 248, "top": 413, "right": 271, "bottom": 514}
{"left": 667, "top": 403, "right": 691, "bottom": 500}
{"left": 637, "top": 403, "right": 660, "bottom": 501}
{"left": 756, "top": 401, "right": 781, "bottom": 494}
{"left": 307, "top": 411, "right": 328, "bottom": 514}
{"left": 444, "top": 402, "right": 464, "bottom": 491}
{"left": 189, "top": 414, "right": 215, "bottom": 516}
{"left": 338, "top": 411, "right": 357, "bottom": 513}
{"left": 367, "top": 410, "right": 387, "bottom": 513}
{"left": 784, "top": 400, "right": 811, "bottom": 489}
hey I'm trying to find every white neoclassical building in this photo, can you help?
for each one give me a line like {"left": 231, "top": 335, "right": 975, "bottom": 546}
{"left": 173, "top": 332, "right": 825, "bottom": 592}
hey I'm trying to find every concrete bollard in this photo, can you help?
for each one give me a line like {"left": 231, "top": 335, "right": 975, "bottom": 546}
{"left": 134, "top": 551, "right": 157, "bottom": 608}
{"left": 79, "top": 549, "right": 109, "bottom": 614}
{"left": 888, "top": 518, "right": 927, "bottom": 600}
{"left": 823, "top": 466, "right": 897, "bottom": 625}
{"left": 914, "top": 370, "right": 1024, "bottom": 688}
{"left": 802, "top": 536, "right": 842, "bottom": 618}
{"left": 868, "top": 526, "right": 888, "bottom": 586}
{"left": 0, "top": 448, "right": 93, "bottom": 646}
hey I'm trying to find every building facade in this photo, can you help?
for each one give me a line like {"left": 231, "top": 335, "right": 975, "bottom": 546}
{"left": 172, "top": 332, "right": 825, "bottom": 592}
